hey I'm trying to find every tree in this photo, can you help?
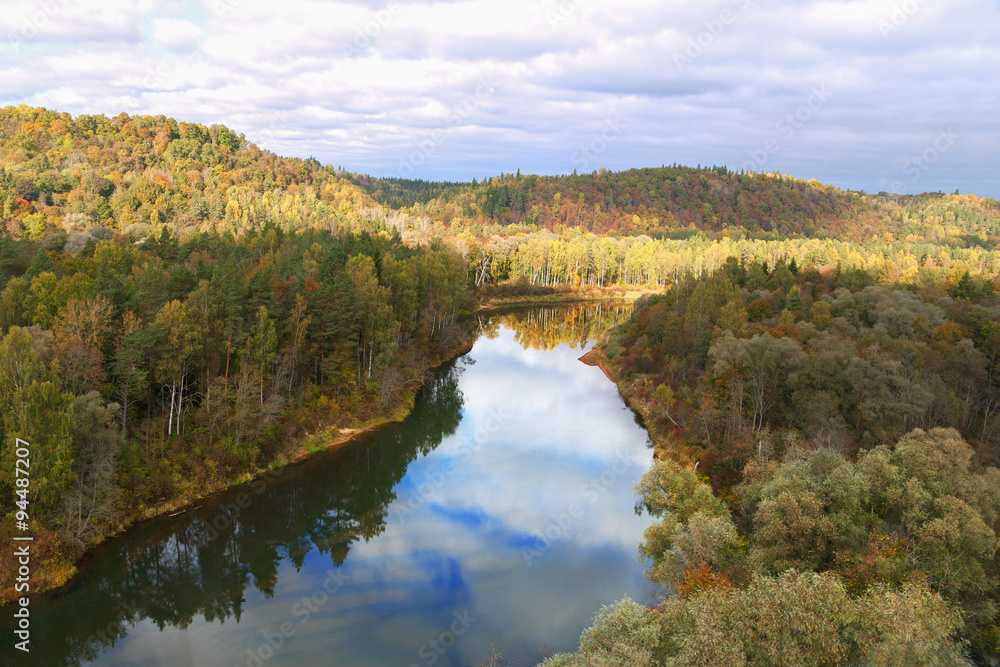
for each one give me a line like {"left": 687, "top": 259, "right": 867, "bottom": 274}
{"left": 0, "top": 276, "right": 29, "bottom": 331}
{"left": 52, "top": 295, "right": 112, "bottom": 350}
{"left": 541, "top": 599, "right": 661, "bottom": 667}
{"left": 0, "top": 328, "right": 75, "bottom": 513}
{"left": 153, "top": 300, "right": 204, "bottom": 436}
{"left": 25, "top": 271, "right": 59, "bottom": 328}
{"left": 641, "top": 509, "right": 743, "bottom": 589}
{"left": 346, "top": 254, "right": 398, "bottom": 383}
{"left": 634, "top": 458, "right": 727, "bottom": 521}
{"left": 709, "top": 332, "right": 804, "bottom": 434}
{"left": 308, "top": 268, "right": 358, "bottom": 389}
{"left": 654, "top": 572, "right": 969, "bottom": 666}
{"left": 737, "top": 428, "right": 1000, "bottom": 638}
{"left": 54, "top": 334, "right": 105, "bottom": 395}
{"left": 52, "top": 295, "right": 112, "bottom": 395}
{"left": 847, "top": 345, "right": 933, "bottom": 444}
{"left": 787, "top": 285, "right": 806, "bottom": 312}
{"left": 284, "top": 293, "right": 312, "bottom": 391}
{"left": 62, "top": 392, "right": 121, "bottom": 541}
{"left": 382, "top": 254, "right": 419, "bottom": 336}
{"left": 859, "top": 428, "right": 1000, "bottom": 614}
{"left": 546, "top": 572, "right": 970, "bottom": 667}
{"left": 112, "top": 311, "right": 147, "bottom": 432}
{"left": 241, "top": 306, "right": 277, "bottom": 405}
{"left": 654, "top": 384, "right": 680, "bottom": 428}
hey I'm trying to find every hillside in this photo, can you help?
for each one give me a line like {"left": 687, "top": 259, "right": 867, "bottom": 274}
{"left": 351, "top": 168, "right": 1000, "bottom": 247}
{"left": 0, "top": 105, "right": 380, "bottom": 249}
{"left": 4, "top": 104, "right": 1000, "bottom": 254}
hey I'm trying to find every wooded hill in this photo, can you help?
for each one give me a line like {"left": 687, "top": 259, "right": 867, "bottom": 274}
{"left": 4, "top": 103, "right": 1000, "bottom": 255}
{"left": 0, "top": 104, "right": 382, "bottom": 252}
{"left": 4, "top": 104, "right": 1000, "bottom": 297}
{"left": 354, "top": 168, "right": 1000, "bottom": 247}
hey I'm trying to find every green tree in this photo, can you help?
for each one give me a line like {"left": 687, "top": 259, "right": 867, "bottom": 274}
{"left": 709, "top": 332, "right": 804, "bottom": 434}
{"left": 0, "top": 328, "right": 75, "bottom": 513}
{"left": 546, "top": 572, "right": 970, "bottom": 667}
{"left": 153, "top": 300, "right": 204, "bottom": 436}
{"left": 62, "top": 392, "right": 121, "bottom": 541}
{"left": 241, "top": 305, "right": 277, "bottom": 405}
{"left": 0, "top": 276, "right": 29, "bottom": 331}
{"left": 346, "top": 254, "right": 399, "bottom": 383}
{"left": 541, "top": 598, "right": 662, "bottom": 667}
{"left": 112, "top": 311, "right": 147, "bottom": 432}
{"left": 750, "top": 449, "right": 871, "bottom": 573}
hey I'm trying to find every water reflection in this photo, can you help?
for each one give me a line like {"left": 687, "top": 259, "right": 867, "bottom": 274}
{"left": 478, "top": 302, "right": 631, "bottom": 351}
{"left": 4, "top": 304, "right": 649, "bottom": 667}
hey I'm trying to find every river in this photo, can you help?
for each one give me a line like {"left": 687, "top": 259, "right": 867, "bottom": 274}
{"left": 4, "top": 304, "right": 656, "bottom": 667}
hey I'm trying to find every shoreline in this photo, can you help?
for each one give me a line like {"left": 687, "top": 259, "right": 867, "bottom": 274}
{"left": 583, "top": 340, "right": 693, "bottom": 465}
{"left": 578, "top": 348, "right": 616, "bottom": 384}
{"left": 115, "top": 331, "right": 477, "bottom": 523}
{"left": 473, "top": 287, "right": 653, "bottom": 313}
{"left": 1, "top": 333, "right": 477, "bottom": 605}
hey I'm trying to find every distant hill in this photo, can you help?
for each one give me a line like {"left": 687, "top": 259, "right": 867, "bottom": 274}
{"left": 2, "top": 104, "right": 1000, "bottom": 251}
{"left": 348, "top": 168, "right": 1000, "bottom": 247}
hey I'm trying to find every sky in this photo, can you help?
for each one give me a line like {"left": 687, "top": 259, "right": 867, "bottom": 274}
{"left": 1, "top": 0, "right": 998, "bottom": 197}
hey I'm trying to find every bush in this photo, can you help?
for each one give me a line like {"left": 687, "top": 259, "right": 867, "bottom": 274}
{"left": 41, "top": 231, "right": 67, "bottom": 251}
{"left": 540, "top": 599, "right": 661, "bottom": 667}
{"left": 63, "top": 231, "right": 91, "bottom": 254}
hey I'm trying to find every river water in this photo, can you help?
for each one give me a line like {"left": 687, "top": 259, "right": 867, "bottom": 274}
{"left": 5, "top": 305, "right": 655, "bottom": 666}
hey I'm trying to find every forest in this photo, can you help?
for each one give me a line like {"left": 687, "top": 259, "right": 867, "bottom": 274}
{"left": 5, "top": 103, "right": 1000, "bottom": 298}
{"left": 3, "top": 104, "right": 1000, "bottom": 663}
{"left": 544, "top": 260, "right": 1000, "bottom": 664}
{"left": 0, "top": 220, "right": 474, "bottom": 595}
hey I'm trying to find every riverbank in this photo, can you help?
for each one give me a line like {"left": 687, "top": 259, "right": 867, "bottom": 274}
{"left": 578, "top": 348, "right": 615, "bottom": 383}
{"left": 1, "top": 305, "right": 662, "bottom": 667}
{"left": 583, "top": 343, "right": 698, "bottom": 467}
{"left": 0, "top": 332, "right": 477, "bottom": 605}
{"left": 476, "top": 285, "right": 654, "bottom": 311}
{"left": 126, "top": 333, "right": 479, "bottom": 523}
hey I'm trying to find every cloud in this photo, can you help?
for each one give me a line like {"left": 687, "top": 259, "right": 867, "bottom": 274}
{"left": 151, "top": 18, "right": 203, "bottom": 48}
{"left": 0, "top": 0, "right": 998, "bottom": 196}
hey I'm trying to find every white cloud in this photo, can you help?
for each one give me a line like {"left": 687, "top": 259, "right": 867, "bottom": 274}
{"left": 152, "top": 18, "right": 203, "bottom": 48}
{"left": 0, "top": 0, "right": 997, "bottom": 195}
